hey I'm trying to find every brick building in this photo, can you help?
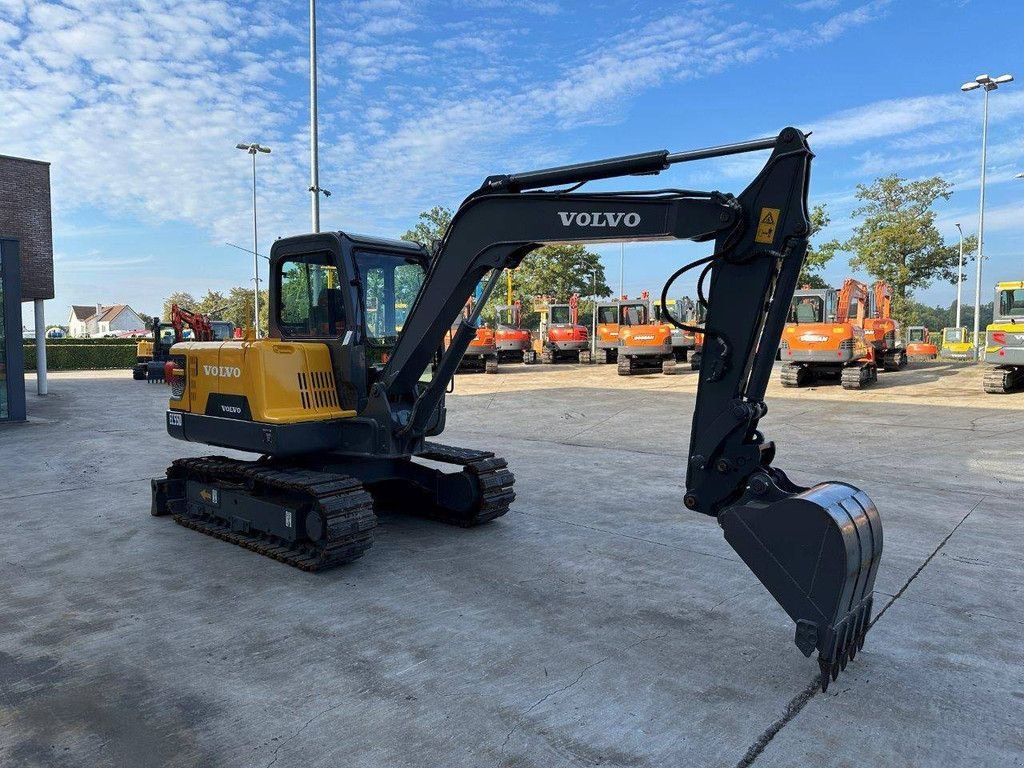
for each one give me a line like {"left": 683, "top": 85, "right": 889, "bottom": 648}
{"left": 0, "top": 154, "right": 55, "bottom": 421}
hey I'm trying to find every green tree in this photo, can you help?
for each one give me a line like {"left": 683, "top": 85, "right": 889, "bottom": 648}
{"left": 799, "top": 204, "right": 839, "bottom": 289}
{"left": 195, "top": 290, "right": 228, "bottom": 319}
{"left": 402, "top": 206, "right": 453, "bottom": 253}
{"left": 839, "top": 175, "right": 976, "bottom": 323}
{"left": 137, "top": 313, "right": 153, "bottom": 326}
{"left": 163, "top": 291, "right": 197, "bottom": 320}
{"left": 222, "top": 286, "right": 268, "bottom": 336}
{"left": 508, "top": 244, "right": 611, "bottom": 328}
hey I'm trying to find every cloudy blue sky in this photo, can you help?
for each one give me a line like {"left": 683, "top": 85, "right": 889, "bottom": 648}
{"left": 2, "top": 0, "right": 1021, "bottom": 327}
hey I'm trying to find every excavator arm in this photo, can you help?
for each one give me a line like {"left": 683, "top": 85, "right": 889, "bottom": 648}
{"left": 369, "top": 128, "right": 881, "bottom": 688}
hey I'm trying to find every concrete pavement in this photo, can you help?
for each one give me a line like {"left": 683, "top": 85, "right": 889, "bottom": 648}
{"left": 1, "top": 364, "right": 1021, "bottom": 767}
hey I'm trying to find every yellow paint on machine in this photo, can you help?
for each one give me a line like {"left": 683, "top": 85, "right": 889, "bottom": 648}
{"left": 168, "top": 339, "right": 355, "bottom": 423}
{"left": 755, "top": 207, "right": 781, "bottom": 244}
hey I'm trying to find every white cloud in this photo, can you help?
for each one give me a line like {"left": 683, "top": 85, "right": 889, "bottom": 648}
{"left": 0, "top": 0, "right": 906, "bottom": 283}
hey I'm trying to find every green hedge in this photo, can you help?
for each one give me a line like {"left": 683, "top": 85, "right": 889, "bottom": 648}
{"left": 23, "top": 342, "right": 138, "bottom": 371}
{"left": 42, "top": 337, "right": 140, "bottom": 346}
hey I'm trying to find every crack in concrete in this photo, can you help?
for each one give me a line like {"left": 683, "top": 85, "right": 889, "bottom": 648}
{"left": 263, "top": 701, "right": 345, "bottom": 768}
{"left": 732, "top": 496, "right": 984, "bottom": 768}
{"left": 497, "top": 633, "right": 667, "bottom": 765}
{"left": 871, "top": 498, "right": 982, "bottom": 625}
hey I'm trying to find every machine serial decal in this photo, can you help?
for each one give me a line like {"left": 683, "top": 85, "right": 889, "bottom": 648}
{"left": 168, "top": 412, "right": 182, "bottom": 426}
{"left": 558, "top": 211, "right": 641, "bottom": 227}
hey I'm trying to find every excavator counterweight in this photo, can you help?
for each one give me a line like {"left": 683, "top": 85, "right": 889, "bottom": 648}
{"left": 151, "top": 128, "right": 882, "bottom": 690}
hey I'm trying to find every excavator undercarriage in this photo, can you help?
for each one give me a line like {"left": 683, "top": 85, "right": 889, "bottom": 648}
{"left": 152, "top": 129, "right": 882, "bottom": 690}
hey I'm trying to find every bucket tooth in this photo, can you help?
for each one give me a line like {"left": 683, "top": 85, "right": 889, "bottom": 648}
{"left": 719, "top": 475, "right": 882, "bottom": 681}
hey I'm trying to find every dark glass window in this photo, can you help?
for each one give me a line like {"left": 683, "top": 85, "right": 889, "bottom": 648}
{"left": 620, "top": 303, "right": 647, "bottom": 326}
{"left": 999, "top": 289, "right": 1024, "bottom": 318}
{"left": 355, "top": 251, "right": 425, "bottom": 350}
{"left": 908, "top": 328, "right": 925, "bottom": 343}
{"left": 550, "top": 305, "right": 571, "bottom": 324}
{"left": 597, "top": 305, "right": 618, "bottom": 324}
{"left": 278, "top": 252, "right": 345, "bottom": 338}
{"left": 790, "top": 296, "right": 824, "bottom": 323}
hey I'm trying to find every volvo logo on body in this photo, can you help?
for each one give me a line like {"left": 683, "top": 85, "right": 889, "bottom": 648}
{"left": 203, "top": 365, "right": 242, "bottom": 378}
{"left": 558, "top": 211, "right": 641, "bottom": 227}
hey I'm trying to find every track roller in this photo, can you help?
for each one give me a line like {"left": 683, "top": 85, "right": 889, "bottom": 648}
{"left": 484, "top": 357, "right": 498, "bottom": 374}
{"left": 841, "top": 363, "right": 876, "bottom": 390}
{"left": 578, "top": 349, "right": 592, "bottom": 364}
{"left": 617, "top": 356, "right": 634, "bottom": 376}
{"left": 153, "top": 457, "right": 377, "bottom": 571}
{"left": 983, "top": 365, "right": 1024, "bottom": 394}
{"left": 779, "top": 364, "right": 808, "bottom": 388}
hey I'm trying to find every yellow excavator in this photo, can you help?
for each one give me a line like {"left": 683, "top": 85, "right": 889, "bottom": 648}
{"left": 151, "top": 129, "right": 882, "bottom": 691}
{"left": 983, "top": 280, "right": 1024, "bottom": 393}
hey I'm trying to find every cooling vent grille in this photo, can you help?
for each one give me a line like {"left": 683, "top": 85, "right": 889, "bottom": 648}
{"left": 298, "top": 371, "right": 340, "bottom": 410}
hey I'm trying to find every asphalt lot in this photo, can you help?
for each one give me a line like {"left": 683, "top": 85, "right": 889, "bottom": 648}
{"left": 1, "top": 361, "right": 1021, "bottom": 767}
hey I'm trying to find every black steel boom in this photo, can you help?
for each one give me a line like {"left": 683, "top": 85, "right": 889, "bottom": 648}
{"left": 370, "top": 128, "right": 882, "bottom": 684}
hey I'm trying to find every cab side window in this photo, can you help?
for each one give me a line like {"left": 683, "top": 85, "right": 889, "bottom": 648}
{"left": 278, "top": 252, "right": 346, "bottom": 338}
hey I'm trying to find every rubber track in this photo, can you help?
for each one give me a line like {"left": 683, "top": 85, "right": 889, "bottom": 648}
{"left": 841, "top": 364, "right": 875, "bottom": 390}
{"left": 415, "top": 442, "right": 516, "bottom": 527}
{"left": 983, "top": 366, "right": 1024, "bottom": 394}
{"left": 780, "top": 365, "right": 802, "bottom": 387}
{"left": 168, "top": 456, "right": 376, "bottom": 572}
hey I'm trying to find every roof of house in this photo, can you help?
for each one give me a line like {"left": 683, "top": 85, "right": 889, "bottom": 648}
{"left": 69, "top": 304, "right": 136, "bottom": 323}
{"left": 99, "top": 304, "right": 128, "bottom": 322}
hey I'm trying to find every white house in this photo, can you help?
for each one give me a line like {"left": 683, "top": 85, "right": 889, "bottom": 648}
{"left": 67, "top": 304, "right": 146, "bottom": 337}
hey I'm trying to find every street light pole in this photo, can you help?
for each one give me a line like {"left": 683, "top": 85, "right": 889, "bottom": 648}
{"left": 955, "top": 223, "right": 964, "bottom": 328}
{"left": 309, "top": 0, "right": 322, "bottom": 233}
{"left": 236, "top": 142, "right": 272, "bottom": 338}
{"left": 961, "top": 72, "right": 1013, "bottom": 355}
{"left": 619, "top": 242, "right": 624, "bottom": 298}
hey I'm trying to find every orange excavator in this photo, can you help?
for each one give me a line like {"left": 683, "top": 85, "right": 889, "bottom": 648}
{"left": 448, "top": 296, "right": 499, "bottom": 373}
{"left": 865, "top": 281, "right": 907, "bottom": 371}
{"left": 617, "top": 296, "right": 678, "bottom": 375}
{"left": 595, "top": 292, "right": 651, "bottom": 364}
{"left": 905, "top": 327, "right": 938, "bottom": 360}
{"left": 539, "top": 294, "right": 590, "bottom": 364}
{"left": 494, "top": 301, "right": 536, "bottom": 364}
{"left": 780, "top": 279, "right": 877, "bottom": 389}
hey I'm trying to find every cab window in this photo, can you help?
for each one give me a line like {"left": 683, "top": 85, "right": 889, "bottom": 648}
{"left": 908, "top": 328, "right": 924, "bottom": 343}
{"left": 279, "top": 252, "right": 345, "bottom": 338}
{"left": 597, "top": 305, "right": 618, "bottom": 324}
{"left": 355, "top": 251, "right": 426, "bottom": 352}
{"left": 999, "top": 288, "right": 1024, "bottom": 318}
{"left": 550, "top": 305, "right": 571, "bottom": 324}
{"left": 620, "top": 304, "right": 647, "bottom": 325}
{"left": 790, "top": 296, "right": 824, "bottom": 323}
{"left": 944, "top": 328, "right": 962, "bottom": 343}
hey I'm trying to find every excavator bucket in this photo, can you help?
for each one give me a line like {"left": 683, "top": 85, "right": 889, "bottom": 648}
{"left": 719, "top": 478, "right": 882, "bottom": 691}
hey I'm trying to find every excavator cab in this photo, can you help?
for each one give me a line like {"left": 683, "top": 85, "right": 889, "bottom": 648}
{"left": 153, "top": 128, "right": 881, "bottom": 691}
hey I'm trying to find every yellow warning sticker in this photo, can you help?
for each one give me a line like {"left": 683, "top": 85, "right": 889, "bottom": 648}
{"left": 755, "top": 207, "right": 781, "bottom": 244}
